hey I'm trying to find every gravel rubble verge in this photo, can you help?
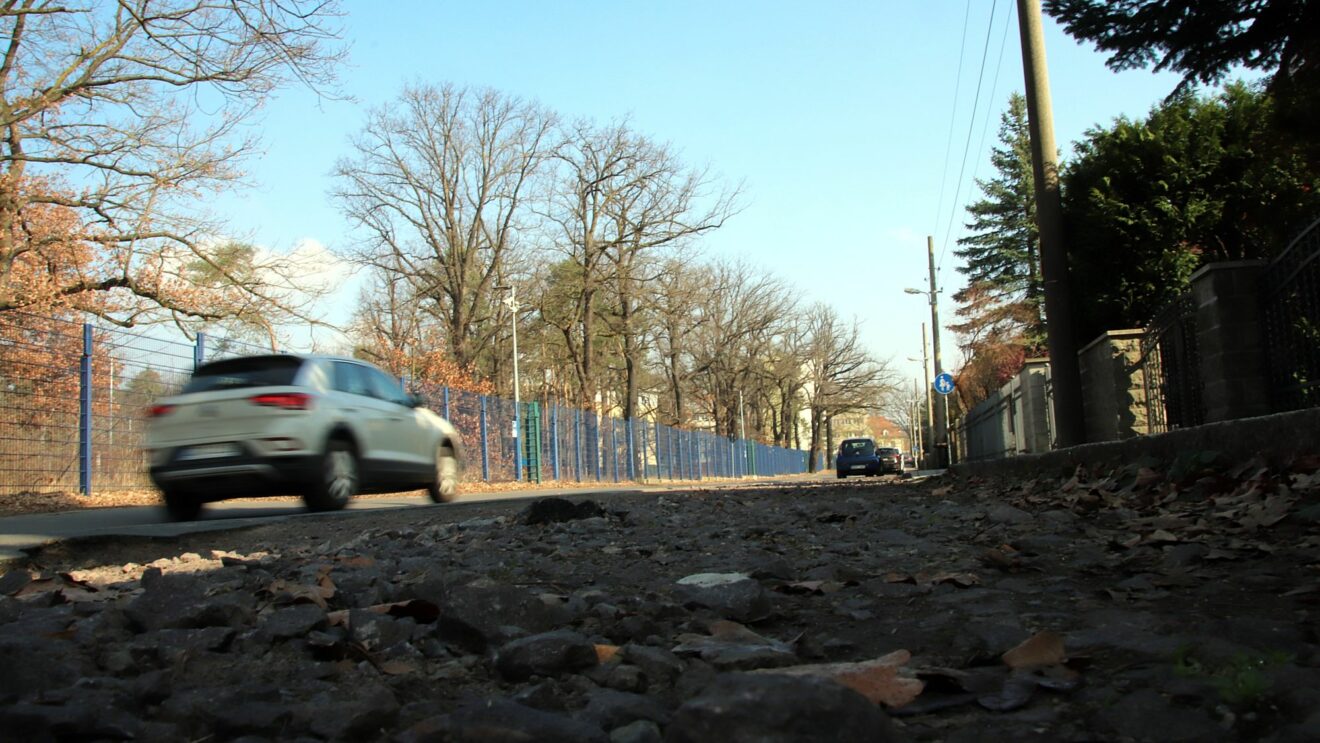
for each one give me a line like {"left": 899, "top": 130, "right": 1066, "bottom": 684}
{"left": 3, "top": 463, "right": 1319, "bottom": 742}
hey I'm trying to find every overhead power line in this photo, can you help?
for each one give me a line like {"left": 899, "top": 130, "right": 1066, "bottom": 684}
{"left": 932, "top": 0, "right": 973, "bottom": 235}
{"left": 938, "top": 0, "right": 1001, "bottom": 275}
{"left": 968, "top": 2, "right": 1017, "bottom": 208}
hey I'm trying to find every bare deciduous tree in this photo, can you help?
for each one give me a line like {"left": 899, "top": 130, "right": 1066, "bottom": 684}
{"left": 649, "top": 258, "right": 710, "bottom": 424}
{"left": 333, "top": 83, "right": 555, "bottom": 370}
{"left": 0, "top": 0, "right": 346, "bottom": 336}
{"left": 542, "top": 119, "right": 737, "bottom": 411}
{"left": 688, "top": 260, "right": 795, "bottom": 436}
{"left": 802, "top": 304, "right": 894, "bottom": 471}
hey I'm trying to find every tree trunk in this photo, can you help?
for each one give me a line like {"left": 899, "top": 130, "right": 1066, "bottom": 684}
{"left": 807, "top": 405, "right": 823, "bottom": 473}
{"left": 825, "top": 416, "right": 835, "bottom": 470}
{"left": 619, "top": 285, "right": 638, "bottom": 421}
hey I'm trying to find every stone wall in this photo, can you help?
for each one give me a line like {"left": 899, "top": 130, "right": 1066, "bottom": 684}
{"left": 1078, "top": 329, "right": 1149, "bottom": 443}
{"left": 951, "top": 406, "right": 1320, "bottom": 481}
{"left": 957, "top": 360, "right": 1052, "bottom": 461}
{"left": 1191, "top": 261, "right": 1271, "bottom": 423}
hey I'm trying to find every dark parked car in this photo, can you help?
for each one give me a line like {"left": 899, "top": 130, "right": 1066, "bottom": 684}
{"left": 836, "top": 438, "right": 883, "bottom": 478}
{"left": 876, "top": 447, "right": 903, "bottom": 474}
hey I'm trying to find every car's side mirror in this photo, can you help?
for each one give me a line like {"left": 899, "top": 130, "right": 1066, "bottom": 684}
{"left": 407, "top": 393, "right": 426, "bottom": 408}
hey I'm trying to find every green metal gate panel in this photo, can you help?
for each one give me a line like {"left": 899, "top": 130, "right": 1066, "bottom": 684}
{"left": 523, "top": 402, "right": 542, "bottom": 483}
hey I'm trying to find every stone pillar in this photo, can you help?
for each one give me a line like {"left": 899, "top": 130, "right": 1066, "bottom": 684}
{"left": 1191, "top": 260, "right": 1269, "bottom": 423}
{"left": 1018, "top": 359, "right": 1052, "bottom": 453}
{"left": 1077, "top": 329, "right": 1149, "bottom": 443}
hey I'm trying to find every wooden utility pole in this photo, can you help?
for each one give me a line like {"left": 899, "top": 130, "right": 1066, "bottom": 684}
{"left": 1017, "top": 0, "right": 1085, "bottom": 447}
{"left": 926, "top": 236, "right": 948, "bottom": 467}
{"left": 920, "top": 323, "right": 933, "bottom": 468}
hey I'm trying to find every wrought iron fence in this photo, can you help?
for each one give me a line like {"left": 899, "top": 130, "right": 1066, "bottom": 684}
{"left": 1261, "top": 216, "right": 1320, "bottom": 414}
{"left": 1, "top": 310, "right": 808, "bottom": 495}
{"left": 1141, "top": 292, "right": 1204, "bottom": 433}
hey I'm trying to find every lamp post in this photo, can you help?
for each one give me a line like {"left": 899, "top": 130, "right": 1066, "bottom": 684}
{"left": 907, "top": 324, "right": 933, "bottom": 468}
{"left": 906, "top": 237, "right": 947, "bottom": 468}
{"left": 495, "top": 284, "right": 521, "bottom": 480}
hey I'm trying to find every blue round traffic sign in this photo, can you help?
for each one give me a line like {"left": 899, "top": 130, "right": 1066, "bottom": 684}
{"left": 933, "top": 372, "right": 955, "bottom": 395}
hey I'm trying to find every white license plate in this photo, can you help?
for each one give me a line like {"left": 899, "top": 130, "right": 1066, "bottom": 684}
{"left": 850, "top": 464, "right": 866, "bottom": 470}
{"left": 178, "top": 443, "right": 240, "bottom": 461}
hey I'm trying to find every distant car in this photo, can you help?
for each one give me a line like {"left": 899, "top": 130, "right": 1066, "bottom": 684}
{"left": 903, "top": 454, "right": 917, "bottom": 469}
{"left": 836, "top": 438, "right": 883, "bottom": 478}
{"left": 876, "top": 447, "right": 903, "bottom": 475}
{"left": 146, "top": 354, "right": 464, "bottom": 520}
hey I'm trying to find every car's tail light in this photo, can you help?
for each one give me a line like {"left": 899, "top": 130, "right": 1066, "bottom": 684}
{"left": 249, "top": 392, "right": 314, "bottom": 410}
{"left": 149, "top": 404, "right": 175, "bottom": 418}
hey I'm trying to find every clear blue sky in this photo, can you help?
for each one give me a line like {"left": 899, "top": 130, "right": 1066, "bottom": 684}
{"left": 221, "top": 0, "right": 1195, "bottom": 393}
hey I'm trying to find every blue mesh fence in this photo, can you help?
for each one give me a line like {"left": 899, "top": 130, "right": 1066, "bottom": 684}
{"left": 1, "top": 311, "right": 810, "bottom": 495}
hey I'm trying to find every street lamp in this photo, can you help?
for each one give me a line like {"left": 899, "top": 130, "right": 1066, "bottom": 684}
{"left": 495, "top": 284, "right": 521, "bottom": 481}
{"left": 908, "top": 332, "right": 933, "bottom": 467}
{"left": 905, "top": 235, "right": 948, "bottom": 467}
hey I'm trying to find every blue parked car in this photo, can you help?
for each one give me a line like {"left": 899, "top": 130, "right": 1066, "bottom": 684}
{"left": 836, "top": 438, "right": 882, "bottom": 478}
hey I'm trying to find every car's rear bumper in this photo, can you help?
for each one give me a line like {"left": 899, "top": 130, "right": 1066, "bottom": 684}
{"left": 150, "top": 449, "right": 319, "bottom": 499}
{"left": 837, "top": 460, "right": 881, "bottom": 475}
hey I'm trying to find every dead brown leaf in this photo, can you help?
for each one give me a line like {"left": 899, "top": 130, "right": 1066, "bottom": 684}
{"left": 377, "top": 658, "right": 421, "bottom": 676}
{"left": 1143, "top": 529, "right": 1181, "bottom": 545}
{"left": 980, "top": 548, "right": 1022, "bottom": 571}
{"left": 755, "top": 649, "right": 924, "bottom": 707}
{"left": 926, "top": 571, "right": 980, "bottom": 588}
{"left": 777, "top": 580, "right": 827, "bottom": 595}
{"left": 1134, "top": 467, "right": 1163, "bottom": 488}
{"left": 1002, "top": 631, "right": 1067, "bottom": 669}
{"left": 595, "top": 644, "right": 621, "bottom": 664}
{"left": 266, "top": 579, "right": 329, "bottom": 609}
{"left": 336, "top": 555, "right": 377, "bottom": 568}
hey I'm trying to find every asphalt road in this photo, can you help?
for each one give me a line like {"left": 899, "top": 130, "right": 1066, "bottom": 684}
{"left": 1, "top": 471, "right": 941, "bottom": 563}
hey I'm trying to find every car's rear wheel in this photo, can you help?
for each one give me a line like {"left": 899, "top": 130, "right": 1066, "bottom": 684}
{"left": 305, "top": 438, "right": 356, "bottom": 512}
{"left": 427, "top": 444, "right": 460, "bottom": 503}
{"left": 836, "top": 472, "right": 846, "bottom": 479}
{"left": 162, "top": 487, "right": 203, "bottom": 521}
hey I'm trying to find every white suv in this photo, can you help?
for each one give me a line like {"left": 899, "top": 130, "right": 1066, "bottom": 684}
{"left": 146, "top": 354, "right": 464, "bottom": 520}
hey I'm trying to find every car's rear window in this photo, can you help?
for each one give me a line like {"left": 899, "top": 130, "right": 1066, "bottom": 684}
{"left": 841, "top": 440, "right": 874, "bottom": 455}
{"left": 182, "top": 356, "right": 305, "bottom": 393}
{"left": 879, "top": 448, "right": 900, "bottom": 456}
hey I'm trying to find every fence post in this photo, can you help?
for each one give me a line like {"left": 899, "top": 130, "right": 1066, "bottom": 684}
{"left": 551, "top": 405, "right": 561, "bottom": 481}
{"left": 194, "top": 331, "right": 206, "bottom": 369}
{"left": 656, "top": 421, "right": 664, "bottom": 480}
{"left": 79, "top": 324, "right": 93, "bottom": 496}
{"left": 573, "top": 409, "right": 582, "bottom": 482}
{"left": 675, "top": 429, "right": 683, "bottom": 480}
{"left": 443, "top": 386, "right": 451, "bottom": 420}
{"left": 513, "top": 400, "right": 522, "bottom": 483}
{"left": 686, "top": 430, "right": 694, "bottom": 480}
{"left": 626, "top": 419, "right": 636, "bottom": 481}
{"left": 695, "top": 432, "right": 701, "bottom": 479}
{"left": 694, "top": 431, "right": 701, "bottom": 480}
{"left": 640, "top": 419, "right": 649, "bottom": 482}
{"left": 698, "top": 432, "right": 704, "bottom": 479}
{"left": 592, "top": 412, "right": 602, "bottom": 482}
{"left": 663, "top": 427, "right": 671, "bottom": 480}
{"left": 479, "top": 395, "right": 490, "bottom": 482}
{"left": 610, "top": 417, "right": 619, "bottom": 483}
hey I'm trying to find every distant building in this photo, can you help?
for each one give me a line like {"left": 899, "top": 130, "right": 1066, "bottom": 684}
{"left": 832, "top": 411, "right": 871, "bottom": 441}
{"left": 866, "top": 414, "right": 910, "bottom": 453}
